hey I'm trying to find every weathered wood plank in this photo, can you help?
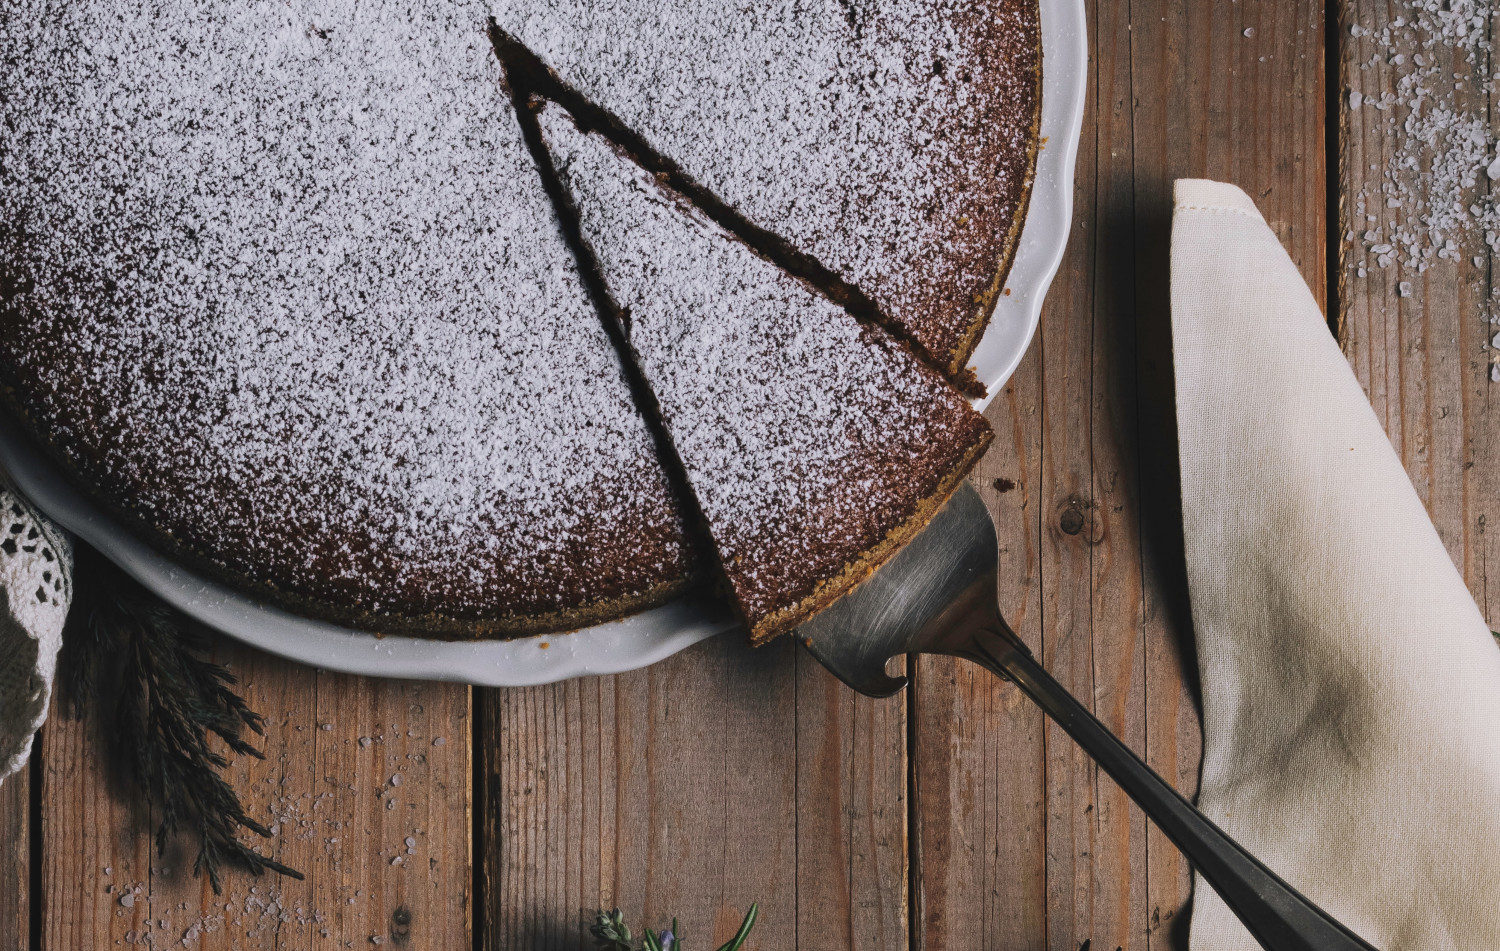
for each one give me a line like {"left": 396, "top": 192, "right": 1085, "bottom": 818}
{"left": 0, "top": 754, "right": 31, "bottom": 950}
{"left": 484, "top": 637, "right": 796, "bottom": 950}
{"left": 1338, "top": 0, "right": 1488, "bottom": 592}
{"left": 794, "top": 651, "right": 907, "bottom": 951}
{"left": 909, "top": 378, "right": 1046, "bottom": 951}
{"left": 1034, "top": 0, "right": 1115, "bottom": 935}
{"left": 1131, "top": 0, "right": 1328, "bottom": 947}
{"left": 913, "top": 0, "right": 1326, "bottom": 947}
{"left": 1084, "top": 0, "right": 1151, "bottom": 944}
{"left": 39, "top": 692, "right": 150, "bottom": 949}
{"left": 484, "top": 632, "right": 908, "bottom": 951}
{"left": 40, "top": 637, "right": 471, "bottom": 949}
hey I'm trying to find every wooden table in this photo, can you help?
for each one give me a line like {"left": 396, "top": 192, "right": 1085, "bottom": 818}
{"left": 5, "top": 0, "right": 1473, "bottom": 946}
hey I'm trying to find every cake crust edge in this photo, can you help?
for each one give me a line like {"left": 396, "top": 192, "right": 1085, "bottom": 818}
{"left": 0, "top": 386, "right": 694, "bottom": 641}
{"left": 946, "top": 0, "right": 1046, "bottom": 383}
{"left": 745, "top": 429, "right": 995, "bottom": 647}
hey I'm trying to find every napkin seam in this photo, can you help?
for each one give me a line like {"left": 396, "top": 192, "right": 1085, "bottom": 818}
{"left": 1173, "top": 203, "right": 1263, "bottom": 220}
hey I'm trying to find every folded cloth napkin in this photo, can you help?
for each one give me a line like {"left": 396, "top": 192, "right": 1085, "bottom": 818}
{"left": 1173, "top": 179, "right": 1500, "bottom": 949}
{"left": 0, "top": 465, "right": 70, "bottom": 785}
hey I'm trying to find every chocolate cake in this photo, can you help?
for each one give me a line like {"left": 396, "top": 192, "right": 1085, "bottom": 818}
{"left": 535, "top": 105, "right": 993, "bottom": 643}
{"left": 0, "top": 0, "right": 1041, "bottom": 641}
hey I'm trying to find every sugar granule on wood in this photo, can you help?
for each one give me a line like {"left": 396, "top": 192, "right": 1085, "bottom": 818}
{"left": 1346, "top": 0, "right": 1497, "bottom": 324}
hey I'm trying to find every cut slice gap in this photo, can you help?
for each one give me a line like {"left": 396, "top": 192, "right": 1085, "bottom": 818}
{"left": 498, "top": 80, "right": 720, "bottom": 604}
{"left": 488, "top": 22, "right": 986, "bottom": 398}
{"left": 530, "top": 99, "right": 994, "bottom": 644}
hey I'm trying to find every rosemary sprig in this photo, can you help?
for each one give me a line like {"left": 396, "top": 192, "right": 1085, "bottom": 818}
{"left": 60, "top": 543, "right": 302, "bottom": 892}
{"left": 590, "top": 904, "right": 758, "bottom": 951}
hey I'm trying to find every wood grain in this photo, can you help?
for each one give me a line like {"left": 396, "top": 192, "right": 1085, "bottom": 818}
{"left": 1337, "top": 0, "right": 1489, "bottom": 592}
{"left": 1130, "top": 1, "right": 1328, "bottom": 947}
{"left": 909, "top": 385, "right": 1046, "bottom": 951}
{"left": 38, "top": 690, "right": 151, "bottom": 949}
{"left": 794, "top": 651, "right": 908, "bottom": 951}
{"left": 912, "top": 0, "right": 1327, "bottom": 948}
{"left": 483, "top": 634, "right": 907, "bottom": 951}
{"left": 0, "top": 754, "right": 31, "bottom": 950}
{"left": 39, "top": 636, "right": 471, "bottom": 949}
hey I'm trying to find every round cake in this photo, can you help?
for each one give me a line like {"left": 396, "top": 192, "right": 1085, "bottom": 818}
{"left": 0, "top": 0, "right": 1041, "bottom": 638}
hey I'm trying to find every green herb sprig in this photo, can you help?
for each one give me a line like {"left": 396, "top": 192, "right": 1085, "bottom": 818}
{"left": 60, "top": 543, "right": 302, "bottom": 892}
{"left": 590, "top": 904, "right": 758, "bottom": 951}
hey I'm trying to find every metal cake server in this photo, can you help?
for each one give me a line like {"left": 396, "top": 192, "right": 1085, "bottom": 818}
{"left": 800, "top": 482, "right": 1379, "bottom": 951}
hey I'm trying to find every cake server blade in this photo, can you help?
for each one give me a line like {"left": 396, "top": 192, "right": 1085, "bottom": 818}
{"left": 798, "top": 481, "right": 1380, "bottom": 951}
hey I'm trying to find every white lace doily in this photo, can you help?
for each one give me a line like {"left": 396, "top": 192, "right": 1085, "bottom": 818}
{"left": 0, "top": 465, "right": 71, "bottom": 784}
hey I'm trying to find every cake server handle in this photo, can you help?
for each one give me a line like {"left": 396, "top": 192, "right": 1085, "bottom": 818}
{"left": 957, "top": 621, "right": 1381, "bottom": 951}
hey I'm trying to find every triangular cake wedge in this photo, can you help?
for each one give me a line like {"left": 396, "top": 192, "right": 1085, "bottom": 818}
{"left": 535, "top": 104, "right": 994, "bottom": 644}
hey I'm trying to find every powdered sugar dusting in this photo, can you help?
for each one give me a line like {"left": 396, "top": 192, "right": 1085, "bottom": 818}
{"left": 0, "top": 0, "right": 685, "bottom": 628}
{"left": 494, "top": 0, "right": 1041, "bottom": 369}
{"left": 541, "top": 106, "right": 990, "bottom": 629}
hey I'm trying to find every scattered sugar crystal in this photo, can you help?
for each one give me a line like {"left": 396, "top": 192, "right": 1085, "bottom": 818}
{"left": 1398, "top": 281, "right": 1413, "bottom": 297}
{"left": 1346, "top": 1, "right": 1500, "bottom": 327}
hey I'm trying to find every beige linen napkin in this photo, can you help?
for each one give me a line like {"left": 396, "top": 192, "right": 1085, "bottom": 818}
{"left": 1173, "top": 179, "right": 1500, "bottom": 950}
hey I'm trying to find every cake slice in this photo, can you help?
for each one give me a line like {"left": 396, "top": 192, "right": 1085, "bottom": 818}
{"left": 534, "top": 103, "right": 994, "bottom": 643}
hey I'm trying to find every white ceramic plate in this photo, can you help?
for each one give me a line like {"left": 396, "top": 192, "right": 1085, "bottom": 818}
{"left": 0, "top": 1, "right": 1086, "bottom": 686}
{"left": 972, "top": 0, "right": 1087, "bottom": 413}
